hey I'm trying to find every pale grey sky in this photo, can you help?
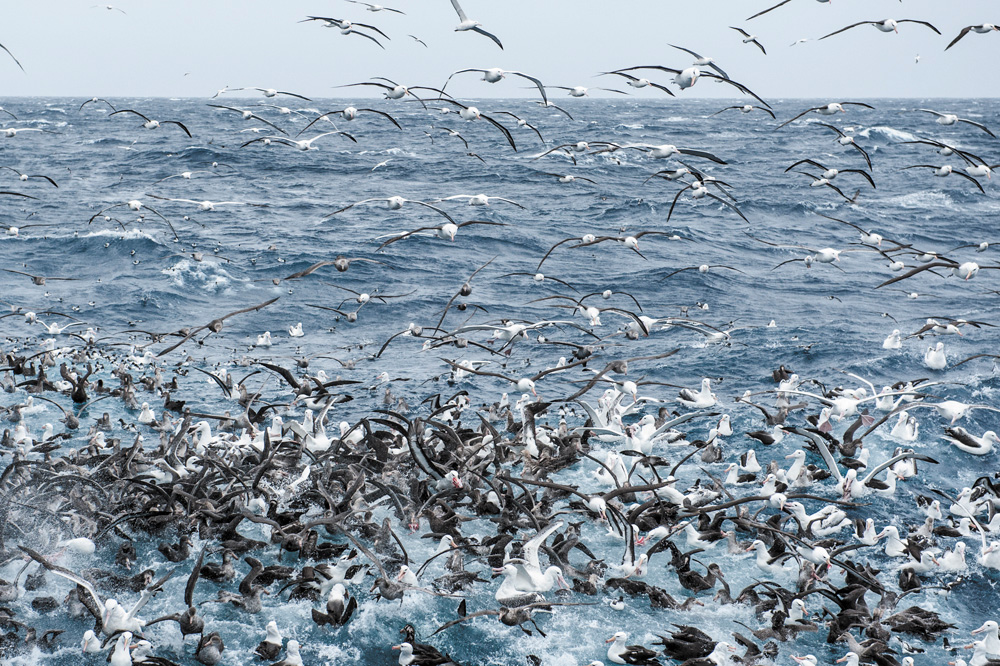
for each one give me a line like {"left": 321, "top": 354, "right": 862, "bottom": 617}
{"left": 2, "top": 0, "right": 998, "bottom": 99}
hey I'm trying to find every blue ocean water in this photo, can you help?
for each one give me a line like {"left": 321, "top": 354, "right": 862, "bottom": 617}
{"left": 1, "top": 97, "right": 999, "bottom": 665}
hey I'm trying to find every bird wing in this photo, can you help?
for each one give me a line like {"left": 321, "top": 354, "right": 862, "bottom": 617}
{"left": 449, "top": 0, "right": 468, "bottom": 22}
{"left": 110, "top": 108, "right": 151, "bottom": 122}
{"left": 352, "top": 22, "right": 391, "bottom": 40}
{"left": 19, "top": 546, "right": 103, "bottom": 612}
{"left": 815, "top": 121, "right": 847, "bottom": 138}
{"left": 898, "top": 20, "right": 941, "bottom": 35}
{"left": 668, "top": 44, "right": 704, "bottom": 59}
{"left": 951, "top": 169, "right": 987, "bottom": 193}
{"left": 362, "top": 108, "right": 403, "bottom": 129}
{"left": 705, "top": 192, "right": 749, "bottom": 222}
{"left": 957, "top": 118, "right": 997, "bottom": 138}
{"left": 348, "top": 29, "right": 385, "bottom": 49}
{"left": 843, "top": 169, "right": 877, "bottom": 189}
{"left": 479, "top": 111, "right": 517, "bottom": 150}
{"left": 430, "top": 609, "right": 502, "bottom": 636}
{"left": 283, "top": 260, "right": 336, "bottom": 280}
{"left": 509, "top": 71, "right": 548, "bottom": 104}
{"left": 239, "top": 135, "right": 291, "bottom": 149}
{"left": 185, "top": 547, "right": 207, "bottom": 608}
{"left": 162, "top": 120, "right": 193, "bottom": 137}
{"left": 945, "top": 26, "right": 973, "bottom": 50}
{"left": 700, "top": 71, "right": 771, "bottom": 108}
{"left": 666, "top": 183, "right": 696, "bottom": 223}
{"left": 374, "top": 225, "right": 439, "bottom": 251}
{"left": 471, "top": 26, "right": 503, "bottom": 49}
{"left": 820, "top": 21, "right": 875, "bottom": 40}
{"left": 275, "top": 90, "right": 311, "bottom": 101}
{"left": 248, "top": 114, "right": 287, "bottom": 135}
{"left": 678, "top": 148, "right": 727, "bottom": 164}
{"left": 522, "top": 521, "right": 563, "bottom": 574}
{"left": 786, "top": 428, "right": 843, "bottom": 483}
{"left": 746, "top": 0, "right": 794, "bottom": 21}
{"left": 730, "top": 26, "right": 751, "bottom": 38}
{"left": 0, "top": 40, "right": 25, "bottom": 72}
{"left": 785, "top": 158, "right": 825, "bottom": 172}
{"left": 537, "top": 236, "right": 583, "bottom": 270}
{"left": 849, "top": 142, "right": 873, "bottom": 170}
{"left": 776, "top": 107, "right": 821, "bottom": 130}
{"left": 820, "top": 179, "right": 853, "bottom": 202}
{"left": 861, "top": 452, "right": 937, "bottom": 486}
{"left": 409, "top": 200, "right": 457, "bottom": 222}
{"left": 206, "top": 104, "right": 242, "bottom": 114}
{"left": 647, "top": 81, "right": 677, "bottom": 96}
{"left": 875, "top": 262, "right": 956, "bottom": 289}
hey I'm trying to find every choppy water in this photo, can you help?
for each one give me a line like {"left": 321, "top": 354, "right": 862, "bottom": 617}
{"left": 2, "top": 97, "right": 1000, "bottom": 665}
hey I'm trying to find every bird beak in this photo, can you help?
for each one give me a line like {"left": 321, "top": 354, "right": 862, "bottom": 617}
{"left": 392, "top": 645, "right": 401, "bottom": 651}
{"left": 972, "top": 623, "right": 988, "bottom": 634}
{"left": 605, "top": 637, "right": 616, "bottom": 644}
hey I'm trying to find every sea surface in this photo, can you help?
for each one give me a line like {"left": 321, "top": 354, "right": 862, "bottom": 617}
{"left": 1, "top": 97, "right": 999, "bottom": 665}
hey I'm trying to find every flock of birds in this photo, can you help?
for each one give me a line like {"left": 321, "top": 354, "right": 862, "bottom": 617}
{"left": 2, "top": 2, "right": 1000, "bottom": 666}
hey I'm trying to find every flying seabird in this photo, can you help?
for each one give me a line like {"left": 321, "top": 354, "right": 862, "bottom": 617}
{"left": 777, "top": 103, "right": 875, "bottom": 130}
{"left": 109, "top": 108, "right": 192, "bottom": 137}
{"left": 731, "top": 27, "right": 767, "bottom": 54}
{"left": 917, "top": 109, "right": 996, "bottom": 138}
{"left": 946, "top": 24, "right": 999, "bottom": 50}
{"left": 448, "top": 0, "right": 503, "bottom": 49}
{"left": 443, "top": 68, "right": 548, "bottom": 104}
{"left": 820, "top": 19, "right": 941, "bottom": 41}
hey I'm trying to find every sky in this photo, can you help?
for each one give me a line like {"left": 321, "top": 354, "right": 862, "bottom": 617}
{"left": 1, "top": 0, "right": 998, "bottom": 100}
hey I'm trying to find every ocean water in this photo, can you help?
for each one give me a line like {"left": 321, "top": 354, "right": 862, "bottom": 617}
{"left": 1, "top": 97, "right": 999, "bottom": 665}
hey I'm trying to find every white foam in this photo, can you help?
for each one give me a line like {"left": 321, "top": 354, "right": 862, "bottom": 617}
{"left": 858, "top": 125, "right": 920, "bottom": 143}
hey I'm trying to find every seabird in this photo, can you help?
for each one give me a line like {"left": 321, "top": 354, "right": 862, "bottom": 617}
{"left": 730, "top": 27, "right": 767, "bottom": 54}
{"left": 820, "top": 19, "right": 941, "bottom": 41}
{"left": 917, "top": 109, "right": 996, "bottom": 138}
{"left": 946, "top": 24, "right": 1000, "bottom": 50}
{"left": 109, "top": 109, "right": 192, "bottom": 137}
{"left": 448, "top": 0, "right": 503, "bottom": 49}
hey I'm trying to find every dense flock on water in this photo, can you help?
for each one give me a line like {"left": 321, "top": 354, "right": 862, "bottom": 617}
{"left": 2, "top": 1, "right": 1000, "bottom": 666}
